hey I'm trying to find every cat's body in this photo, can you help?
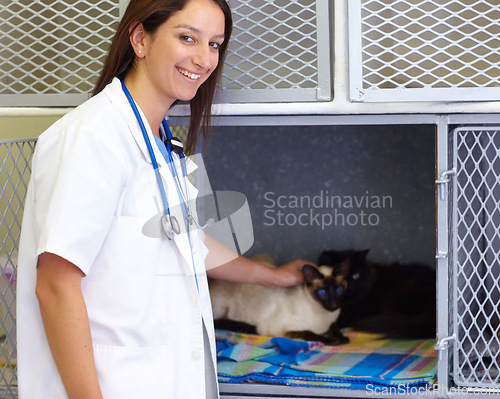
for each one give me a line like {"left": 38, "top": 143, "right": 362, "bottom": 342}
{"left": 209, "top": 256, "right": 349, "bottom": 344}
{"left": 319, "top": 250, "right": 436, "bottom": 339}
{"left": 211, "top": 279, "right": 340, "bottom": 338}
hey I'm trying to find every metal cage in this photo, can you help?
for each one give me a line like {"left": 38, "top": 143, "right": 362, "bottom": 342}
{"left": 217, "top": 0, "right": 332, "bottom": 103}
{"left": 0, "top": 0, "right": 332, "bottom": 107}
{"left": 0, "top": 139, "right": 36, "bottom": 399}
{"left": 451, "top": 127, "right": 500, "bottom": 388}
{"left": 0, "top": 0, "right": 121, "bottom": 107}
{"left": 1, "top": 121, "right": 500, "bottom": 397}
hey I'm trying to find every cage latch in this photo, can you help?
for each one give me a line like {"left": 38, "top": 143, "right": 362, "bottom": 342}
{"left": 435, "top": 168, "right": 456, "bottom": 201}
{"left": 434, "top": 334, "right": 456, "bottom": 360}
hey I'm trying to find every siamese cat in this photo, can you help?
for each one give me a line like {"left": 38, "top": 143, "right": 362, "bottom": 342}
{"left": 209, "top": 255, "right": 350, "bottom": 345}
{"left": 320, "top": 249, "right": 436, "bottom": 339}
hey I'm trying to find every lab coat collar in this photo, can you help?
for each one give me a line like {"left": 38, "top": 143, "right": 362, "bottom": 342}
{"left": 103, "top": 78, "right": 197, "bottom": 175}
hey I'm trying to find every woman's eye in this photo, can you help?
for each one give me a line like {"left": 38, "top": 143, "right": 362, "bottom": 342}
{"left": 181, "top": 35, "right": 194, "bottom": 43}
{"left": 210, "top": 42, "right": 221, "bottom": 50}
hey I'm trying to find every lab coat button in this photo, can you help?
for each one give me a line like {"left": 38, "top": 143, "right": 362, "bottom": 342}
{"left": 191, "top": 350, "right": 202, "bottom": 361}
{"left": 190, "top": 293, "right": 198, "bottom": 304}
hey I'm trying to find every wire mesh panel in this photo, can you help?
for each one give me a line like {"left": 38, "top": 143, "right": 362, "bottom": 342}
{"left": 1, "top": 0, "right": 331, "bottom": 107}
{"left": 0, "top": 139, "right": 36, "bottom": 398}
{"left": 217, "top": 0, "right": 332, "bottom": 103}
{"left": 0, "top": 0, "right": 121, "bottom": 107}
{"left": 349, "top": 0, "right": 500, "bottom": 102}
{"left": 452, "top": 127, "right": 500, "bottom": 388}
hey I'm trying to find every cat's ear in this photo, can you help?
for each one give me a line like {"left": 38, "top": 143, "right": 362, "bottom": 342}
{"left": 302, "top": 264, "right": 324, "bottom": 286}
{"left": 356, "top": 249, "right": 370, "bottom": 260}
{"left": 336, "top": 259, "right": 351, "bottom": 277}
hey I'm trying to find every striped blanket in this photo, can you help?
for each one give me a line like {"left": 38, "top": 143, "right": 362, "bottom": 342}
{"left": 216, "top": 329, "right": 437, "bottom": 390}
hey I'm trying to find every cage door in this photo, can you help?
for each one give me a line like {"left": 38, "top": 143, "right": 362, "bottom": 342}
{"left": 217, "top": 0, "right": 332, "bottom": 103}
{"left": 451, "top": 127, "right": 500, "bottom": 388}
{"left": 0, "top": 0, "right": 124, "bottom": 107}
{"left": 0, "top": 139, "right": 37, "bottom": 398}
{"left": 349, "top": 0, "right": 500, "bottom": 102}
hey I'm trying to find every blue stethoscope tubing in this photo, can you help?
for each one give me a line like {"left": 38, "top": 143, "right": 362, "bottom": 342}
{"left": 121, "top": 80, "right": 202, "bottom": 289}
{"left": 121, "top": 80, "right": 189, "bottom": 240}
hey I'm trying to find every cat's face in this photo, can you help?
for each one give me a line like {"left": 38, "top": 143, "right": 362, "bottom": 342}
{"left": 318, "top": 249, "right": 375, "bottom": 305}
{"left": 302, "top": 264, "right": 348, "bottom": 311}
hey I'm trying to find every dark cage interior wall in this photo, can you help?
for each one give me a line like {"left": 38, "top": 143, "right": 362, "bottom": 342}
{"left": 200, "top": 124, "right": 436, "bottom": 267}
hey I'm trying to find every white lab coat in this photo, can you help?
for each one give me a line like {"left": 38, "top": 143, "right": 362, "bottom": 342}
{"left": 16, "top": 78, "right": 218, "bottom": 398}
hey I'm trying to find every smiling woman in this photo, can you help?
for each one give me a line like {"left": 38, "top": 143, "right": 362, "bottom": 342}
{"left": 17, "top": 0, "right": 310, "bottom": 397}
{"left": 16, "top": 1, "right": 234, "bottom": 399}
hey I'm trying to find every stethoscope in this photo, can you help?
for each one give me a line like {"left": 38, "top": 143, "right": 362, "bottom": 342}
{"left": 121, "top": 80, "right": 212, "bottom": 240}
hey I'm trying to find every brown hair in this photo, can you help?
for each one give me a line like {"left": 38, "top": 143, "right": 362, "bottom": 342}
{"left": 93, "top": 0, "right": 232, "bottom": 154}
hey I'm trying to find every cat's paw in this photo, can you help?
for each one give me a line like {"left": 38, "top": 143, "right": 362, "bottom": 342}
{"left": 328, "top": 334, "right": 350, "bottom": 345}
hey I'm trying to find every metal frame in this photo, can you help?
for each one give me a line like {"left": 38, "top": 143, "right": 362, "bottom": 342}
{"left": 434, "top": 115, "right": 452, "bottom": 397}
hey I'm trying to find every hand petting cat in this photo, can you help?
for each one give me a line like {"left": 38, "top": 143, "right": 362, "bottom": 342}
{"left": 261, "top": 259, "right": 310, "bottom": 288}
{"left": 205, "top": 234, "right": 314, "bottom": 288}
{"left": 206, "top": 254, "right": 313, "bottom": 288}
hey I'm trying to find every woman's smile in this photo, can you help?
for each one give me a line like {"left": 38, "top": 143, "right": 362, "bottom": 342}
{"left": 176, "top": 66, "right": 202, "bottom": 81}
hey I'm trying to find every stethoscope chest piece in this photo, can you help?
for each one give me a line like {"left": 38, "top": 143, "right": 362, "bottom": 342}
{"left": 162, "top": 214, "right": 181, "bottom": 240}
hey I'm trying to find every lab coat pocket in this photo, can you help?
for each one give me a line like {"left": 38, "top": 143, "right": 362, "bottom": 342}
{"left": 93, "top": 344, "right": 171, "bottom": 399}
{"left": 97, "top": 214, "right": 166, "bottom": 275}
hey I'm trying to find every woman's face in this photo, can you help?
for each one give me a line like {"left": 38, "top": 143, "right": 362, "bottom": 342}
{"left": 138, "top": 0, "right": 225, "bottom": 107}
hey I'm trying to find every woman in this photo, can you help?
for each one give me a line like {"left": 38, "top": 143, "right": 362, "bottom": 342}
{"left": 17, "top": 0, "right": 307, "bottom": 398}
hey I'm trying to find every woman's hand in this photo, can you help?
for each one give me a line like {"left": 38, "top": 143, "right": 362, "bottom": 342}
{"left": 205, "top": 233, "right": 316, "bottom": 288}
{"left": 262, "top": 259, "right": 314, "bottom": 288}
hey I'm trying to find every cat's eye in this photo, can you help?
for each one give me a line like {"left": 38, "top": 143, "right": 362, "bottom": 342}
{"left": 336, "top": 287, "right": 343, "bottom": 294}
{"left": 317, "top": 289, "right": 326, "bottom": 296}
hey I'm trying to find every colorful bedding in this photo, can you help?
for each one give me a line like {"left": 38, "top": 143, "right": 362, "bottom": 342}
{"left": 216, "top": 329, "right": 437, "bottom": 390}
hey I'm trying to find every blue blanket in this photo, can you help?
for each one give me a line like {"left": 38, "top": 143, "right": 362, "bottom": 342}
{"left": 216, "top": 329, "right": 437, "bottom": 390}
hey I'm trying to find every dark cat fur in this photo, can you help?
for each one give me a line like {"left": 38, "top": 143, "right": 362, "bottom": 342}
{"left": 319, "top": 249, "right": 436, "bottom": 339}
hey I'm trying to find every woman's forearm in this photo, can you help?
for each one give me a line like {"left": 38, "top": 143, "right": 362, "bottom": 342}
{"left": 204, "top": 234, "right": 306, "bottom": 287}
{"left": 204, "top": 234, "right": 272, "bottom": 284}
{"left": 206, "top": 252, "right": 273, "bottom": 285}
{"left": 36, "top": 253, "right": 103, "bottom": 399}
